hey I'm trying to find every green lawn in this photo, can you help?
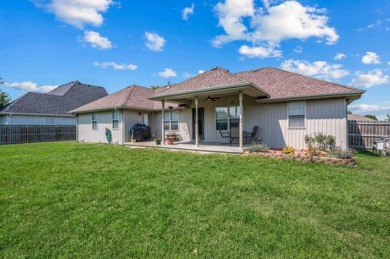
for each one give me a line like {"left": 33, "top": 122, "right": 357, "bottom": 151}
{"left": 0, "top": 142, "right": 389, "bottom": 257}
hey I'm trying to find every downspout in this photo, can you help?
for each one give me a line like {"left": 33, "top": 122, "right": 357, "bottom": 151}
{"left": 239, "top": 91, "right": 243, "bottom": 150}
{"left": 345, "top": 98, "right": 348, "bottom": 150}
{"left": 121, "top": 109, "right": 125, "bottom": 145}
{"left": 75, "top": 114, "right": 78, "bottom": 142}
{"left": 162, "top": 100, "right": 165, "bottom": 145}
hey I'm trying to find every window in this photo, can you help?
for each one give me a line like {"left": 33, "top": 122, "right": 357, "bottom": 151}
{"left": 216, "top": 106, "right": 240, "bottom": 130}
{"left": 92, "top": 113, "right": 98, "bottom": 130}
{"left": 288, "top": 102, "right": 305, "bottom": 128}
{"left": 112, "top": 111, "right": 119, "bottom": 129}
{"left": 164, "top": 111, "right": 179, "bottom": 130}
{"left": 45, "top": 117, "right": 54, "bottom": 125}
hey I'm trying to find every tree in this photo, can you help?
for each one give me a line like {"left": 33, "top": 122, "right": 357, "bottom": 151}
{"left": 386, "top": 114, "right": 390, "bottom": 122}
{"left": 347, "top": 110, "right": 352, "bottom": 114}
{"left": 364, "top": 115, "right": 378, "bottom": 121}
{"left": 0, "top": 76, "right": 11, "bottom": 108}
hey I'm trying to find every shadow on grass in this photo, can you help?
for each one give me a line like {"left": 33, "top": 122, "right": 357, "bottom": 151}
{"left": 356, "top": 148, "right": 382, "bottom": 157}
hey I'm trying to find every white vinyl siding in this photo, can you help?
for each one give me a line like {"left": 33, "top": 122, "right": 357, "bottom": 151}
{"left": 288, "top": 102, "right": 305, "bottom": 128}
{"left": 78, "top": 111, "right": 123, "bottom": 144}
{"left": 0, "top": 115, "right": 75, "bottom": 125}
{"left": 44, "top": 117, "right": 54, "bottom": 125}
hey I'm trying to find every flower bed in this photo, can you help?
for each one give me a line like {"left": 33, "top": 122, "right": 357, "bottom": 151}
{"left": 243, "top": 149, "right": 356, "bottom": 166}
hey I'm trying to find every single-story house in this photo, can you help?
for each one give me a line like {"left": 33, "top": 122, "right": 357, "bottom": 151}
{"left": 71, "top": 67, "right": 364, "bottom": 150}
{"left": 0, "top": 81, "right": 107, "bottom": 125}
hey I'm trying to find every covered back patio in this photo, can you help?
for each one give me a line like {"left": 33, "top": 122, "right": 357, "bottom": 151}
{"left": 149, "top": 67, "right": 269, "bottom": 152}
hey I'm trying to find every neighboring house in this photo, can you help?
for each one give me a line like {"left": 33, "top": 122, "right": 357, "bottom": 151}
{"left": 347, "top": 114, "right": 375, "bottom": 122}
{"left": 0, "top": 81, "right": 108, "bottom": 125}
{"left": 72, "top": 67, "right": 364, "bottom": 150}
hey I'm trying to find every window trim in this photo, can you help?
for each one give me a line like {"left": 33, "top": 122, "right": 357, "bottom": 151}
{"left": 215, "top": 106, "right": 240, "bottom": 130}
{"left": 287, "top": 101, "right": 306, "bottom": 129}
{"left": 164, "top": 110, "right": 179, "bottom": 131}
{"left": 92, "top": 113, "right": 98, "bottom": 130}
{"left": 112, "top": 111, "right": 119, "bottom": 130}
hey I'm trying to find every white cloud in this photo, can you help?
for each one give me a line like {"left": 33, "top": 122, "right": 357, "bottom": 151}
{"left": 281, "top": 59, "right": 349, "bottom": 80}
{"left": 182, "top": 3, "right": 195, "bottom": 21}
{"left": 212, "top": 0, "right": 254, "bottom": 46}
{"left": 349, "top": 103, "right": 390, "bottom": 120}
{"left": 350, "top": 69, "right": 389, "bottom": 88}
{"left": 361, "top": 51, "right": 381, "bottom": 64}
{"left": 158, "top": 68, "right": 177, "bottom": 78}
{"left": 145, "top": 32, "right": 166, "bottom": 52}
{"left": 334, "top": 53, "right": 346, "bottom": 60}
{"left": 293, "top": 46, "right": 303, "bottom": 53}
{"left": 358, "top": 20, "right": 382, "bottom": 31}
{"left": 250, "top": 1, "right": 339, "bottom": 45}
{"left": 4, "top": 81, "right": 57, "bottom": 93}
{"left": 198, "top": 70, "right": 205, "bottom": 74}
{"left": 82, "top": 30, "right": 112, "bottom": 49}
{"left": 182, "top": 72, "right": 193, "bottom": 78}
{"left": 213, "top": 0, "right": 338, "bottom": 58}
{"left": 239, "top": 45, "right": 281, "bottom": 58}
{"left": 93, "top": 62, "right": 137, "bottom": 70}
{"left": 34, "top": 0, "right": 114, "bottom": 29}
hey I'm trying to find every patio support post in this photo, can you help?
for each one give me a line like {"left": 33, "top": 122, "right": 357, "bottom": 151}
{"left": 161, "top": 100, "right": 165, "bottom": 145}
{"left": 239, "top": 91, "right": 243, "bottom": 149}
{"left": 195, "top": 96, "right": 199, "bottom": 147}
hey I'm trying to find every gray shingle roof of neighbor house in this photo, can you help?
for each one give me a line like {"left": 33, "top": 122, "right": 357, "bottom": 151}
{"left": 0, "top": 81, "right": 108, "bottom": 116}
{"left": 347, "top": 114, "right": 375, "bottom": 121}
{"left": 151, "top": 67, "right": 364, "bottom": 101}
{"left": 71, "top": 85, "right": 178, "bottom": 114}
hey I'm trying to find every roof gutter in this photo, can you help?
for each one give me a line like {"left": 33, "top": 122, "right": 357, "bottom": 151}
{"left": 70, "top": 105, "right": 160, "bottom": 115}
{"left": 256, "top": 91, "right": 365, "bottom": 103}
{"left": 0, "top": 112, "right": 75, "bottom": 117}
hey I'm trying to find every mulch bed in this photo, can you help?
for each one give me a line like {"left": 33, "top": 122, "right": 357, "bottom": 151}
{"left": 243, "top": 149, "right": 356, "bottom": 166}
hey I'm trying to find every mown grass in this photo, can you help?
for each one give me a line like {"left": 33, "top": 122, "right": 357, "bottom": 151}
{"left": 0, "top": 142, "right": 389, "bottom": 258}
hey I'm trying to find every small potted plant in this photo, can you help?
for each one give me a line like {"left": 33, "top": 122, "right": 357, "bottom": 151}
{"left": 154, "top": 133, "right": 161, "bottom": 145}
{"left": 130, "top": 130, "right": 137, "bottom": 143}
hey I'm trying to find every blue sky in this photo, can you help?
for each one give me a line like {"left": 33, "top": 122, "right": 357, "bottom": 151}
{"left": 0, "top": 0, "right": 389, "bottom": 119}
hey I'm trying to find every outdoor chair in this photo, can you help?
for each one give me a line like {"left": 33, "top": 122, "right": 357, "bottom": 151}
{"left": 219, "top": 129, "right": 230, "bottom": 145}
{"left": 219, "top": 127, "right": 239, "bottom": 145}
{"left": 244, "top": 126, "right": 259, "bottom": 144}
{"left": 229, "top": 127, "right": 239, "bottom": 145}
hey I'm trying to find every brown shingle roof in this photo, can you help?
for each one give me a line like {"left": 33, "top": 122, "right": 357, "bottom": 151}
{"left": 236, "top": 67, "right": 364, "bottom": 100}
{"left": 71, "top": 85, "right": 177, "bottom": 113}
{"left": 348, "top": 114, "right": 375, "bottom": 121}
{"left": 154, "top": 67, "right": 253, "bottom": 97}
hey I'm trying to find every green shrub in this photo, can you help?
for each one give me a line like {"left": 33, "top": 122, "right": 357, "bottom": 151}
{"left": 246, "top": 143, "right": 269, "bottom": 153}
{"left": 304, "top": 132, "right": 336, "bottom": 151}
{"left": 328, "top": 148, "right": 357, "bottom": 159}
{"left": 282, "top": 146, "right": 295, "bottom": 155}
